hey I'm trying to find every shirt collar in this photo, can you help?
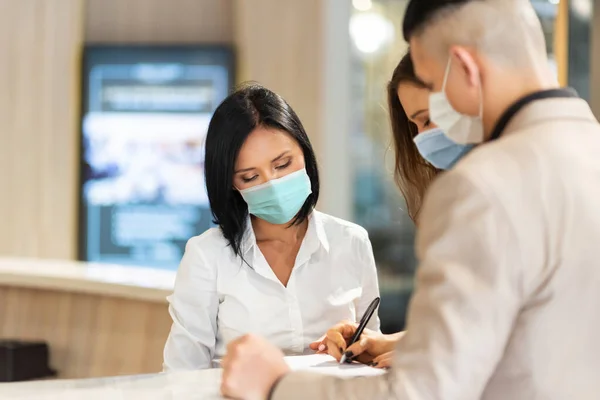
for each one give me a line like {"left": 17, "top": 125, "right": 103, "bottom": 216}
{"left": 240, "top": 210, "right": 330, "bottom": 257}
{"left": 309, "top": 211, "right": 330, "bottom": 253}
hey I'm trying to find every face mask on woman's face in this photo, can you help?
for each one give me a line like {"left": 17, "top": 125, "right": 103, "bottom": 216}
{"left": 413, "top": 127, "right": 475, "bottom": 169}
{"left": 238, "top": 168, "right": 312, "bottom": 225}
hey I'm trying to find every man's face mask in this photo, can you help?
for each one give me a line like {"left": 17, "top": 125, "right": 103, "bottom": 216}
{"left": 413, "top": 127, "right": 475, "bottom": 170}
{"left": 429, "top": 57, "right": 484, "bottom": 144}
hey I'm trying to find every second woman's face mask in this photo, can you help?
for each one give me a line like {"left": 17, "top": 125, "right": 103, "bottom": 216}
{"left": 413, "top": 127, "right": 475, "bottom": 170}
{"left": 238, "top": 168, "right": 312, "bottom": 225}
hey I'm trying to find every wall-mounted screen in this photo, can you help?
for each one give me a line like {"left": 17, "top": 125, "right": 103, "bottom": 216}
{"left": 79, "top": 46, "right": 233, "bottom": 270}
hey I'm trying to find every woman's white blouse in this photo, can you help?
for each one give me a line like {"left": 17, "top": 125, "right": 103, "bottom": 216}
{"left": 162, "top": 211, "right": 380, "bottom": 371}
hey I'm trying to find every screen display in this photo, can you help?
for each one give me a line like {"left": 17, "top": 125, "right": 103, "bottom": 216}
{"left": 80, "top": 46, "right": 233, "bottom": 270}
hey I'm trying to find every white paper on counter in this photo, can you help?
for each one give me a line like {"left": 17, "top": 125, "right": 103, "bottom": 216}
{"left": 284, "top": 354, "right": 387, "bottom": 377}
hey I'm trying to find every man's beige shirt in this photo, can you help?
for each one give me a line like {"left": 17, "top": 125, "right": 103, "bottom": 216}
{"left": 272, "top": 97, "right": 600, "bottom": 399}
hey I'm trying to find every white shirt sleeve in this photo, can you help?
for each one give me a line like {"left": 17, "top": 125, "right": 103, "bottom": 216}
{"left": 163, "top": 238, "right": 219, "bottom": 371}
{"left": 354, "top": 231, "right": 381, "bottom": 333}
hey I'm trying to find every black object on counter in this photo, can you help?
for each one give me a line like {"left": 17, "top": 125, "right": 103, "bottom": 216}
{"left": 0, "top": 340, "right": 56, "bottom": 382}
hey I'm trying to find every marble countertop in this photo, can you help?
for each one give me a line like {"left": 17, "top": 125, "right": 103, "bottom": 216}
{"left": 0, "top": 257, "right": 176, "bottom": 303}
{"left": 0, "top": 355, "right": 385, "bottom": 399}
{"left": 0, "top": 370, "right": 223, "bottom": 400}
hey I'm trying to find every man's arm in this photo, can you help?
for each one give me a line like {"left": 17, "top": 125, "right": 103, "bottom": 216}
{"left": 271, "top": 171, "right": 526, "bottom": 400}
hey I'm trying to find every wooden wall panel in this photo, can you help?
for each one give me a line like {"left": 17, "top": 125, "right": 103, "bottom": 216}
{"left": 0, "top": 286, "right": 171, "bottom": 378}
{"left": 0, "top": 0, "right": 83, "bottom": 259}
{"left": 554, "top": 0, "right": 569, "bottom": 87}
{"left": 233, "top": 0, "right": 323, "bottom": 155}
{"left": 85, "top": 0, "right": 233, "bottom": 44}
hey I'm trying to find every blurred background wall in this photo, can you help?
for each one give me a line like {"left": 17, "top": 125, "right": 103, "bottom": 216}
{"left": 0, "top": 0, "right": 352, "bottom": 259}
{"left": 85, "top": 0, "right": 233, "bottom": 44}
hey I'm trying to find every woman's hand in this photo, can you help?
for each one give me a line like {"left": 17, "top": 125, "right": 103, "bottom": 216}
{"left": 309, "top": 321, "right": 402, "bottom": 365}
{"left": 370, "top": 351, "right": 394, "bottom": 369}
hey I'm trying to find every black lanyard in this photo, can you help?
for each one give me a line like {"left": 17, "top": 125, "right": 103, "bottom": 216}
{"left": 489, "top": 88, "right": 579, "bottom": 141}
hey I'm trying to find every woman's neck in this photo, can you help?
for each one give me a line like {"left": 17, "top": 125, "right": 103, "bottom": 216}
{"left": 251, "top": 216, "right": 309, "bottom": 246}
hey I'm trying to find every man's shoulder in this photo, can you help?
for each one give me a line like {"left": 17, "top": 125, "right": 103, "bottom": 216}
{"left": 449, "top": 130, "right": 550, "bottom": 190}
{"left": 425, "top": 134, "right": 542, "bottom": 213}
{"left": 455, "top": 117, "right": 600, "bottom": 184}
{"left": 430, "top": 118, "right": 600, "bottom": 212}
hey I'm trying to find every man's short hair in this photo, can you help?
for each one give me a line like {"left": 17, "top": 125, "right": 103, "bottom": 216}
{"left": 401, "top": 0, "right": 547, "bottom": 68}
{"left": 403, "top": 0, "right": 478, "bottom": 41}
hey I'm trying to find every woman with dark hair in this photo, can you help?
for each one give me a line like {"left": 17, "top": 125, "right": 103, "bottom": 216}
{"left": 163, "top": 83, "right": 380, "bottom": 370}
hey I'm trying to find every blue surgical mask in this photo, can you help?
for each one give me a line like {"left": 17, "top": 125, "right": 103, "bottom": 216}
{"left": 239, "top": 168, "right": 312, "bottom": 225}
{"left": 413, "top": 128, "right": 475, "bottom": 170}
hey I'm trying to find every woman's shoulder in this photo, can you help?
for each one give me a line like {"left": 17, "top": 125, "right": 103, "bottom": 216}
{"left": 313, "top": 212, "right": 375, "bottom": 276}
{"left": 185, "top": 227, "right": 230, "bottom": 257}
{"left": 313, "top": 211, "right": 370, "bottom": 242}
{"left": 178, "top": 228, "right": 231, "bottom": 277}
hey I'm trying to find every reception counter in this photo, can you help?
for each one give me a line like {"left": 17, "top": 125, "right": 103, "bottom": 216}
{"left": 0, "top": 258, "right": 176, "bottom": 379}
{"left": 0, "top": 355, "right": 385, "bottom": 399}
{"left": 0, "top": 370, "right": 224, "bottom": 400}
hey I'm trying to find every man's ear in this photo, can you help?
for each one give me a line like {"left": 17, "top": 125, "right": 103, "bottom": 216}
{"left": 450, "top": 46, "right": 480, "bottom": 88}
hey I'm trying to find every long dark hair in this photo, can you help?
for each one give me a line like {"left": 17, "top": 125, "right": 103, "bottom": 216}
{"left": 387, "top": 52, "right": 439, "bottom": 222}
{"left": 204, "top": 83, "right": 320, "bottom": 257}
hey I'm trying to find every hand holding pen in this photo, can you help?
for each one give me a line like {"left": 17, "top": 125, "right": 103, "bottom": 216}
{"left": 340, "top": 297, "right": 380, "bottom": 364}
{"left": 309, "top": 298, "right": 386, "bottom": 365}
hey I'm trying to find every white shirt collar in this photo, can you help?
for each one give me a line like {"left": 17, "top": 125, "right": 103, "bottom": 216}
{"left": 240, "top": 210, "right": 330, "bottom": 258}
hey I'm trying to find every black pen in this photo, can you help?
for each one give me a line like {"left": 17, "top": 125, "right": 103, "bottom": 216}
{"left": 339, "top": 297, "right": 380, "bottom": 364}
